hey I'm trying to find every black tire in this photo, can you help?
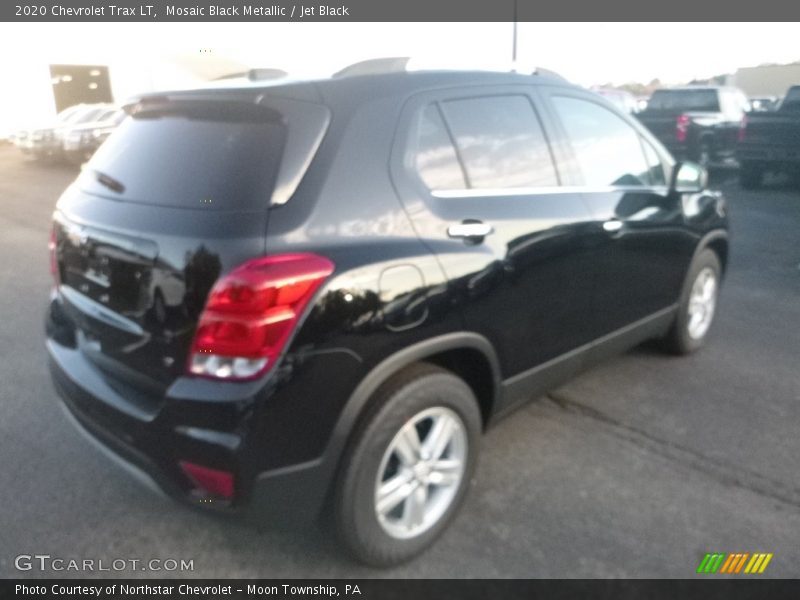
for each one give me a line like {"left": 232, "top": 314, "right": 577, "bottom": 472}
{"left": 740, "top": 162, "right": 764, "bottom": 190}
{"left": 333, "top": 362, "right": 482, "bottom": 567}
{"left": 662, "top": 249, "right": 722, "bottom": 355}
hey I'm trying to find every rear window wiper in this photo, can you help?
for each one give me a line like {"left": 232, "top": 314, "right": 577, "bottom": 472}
{"left": 91, "top": 169, "right": 126, "bottom": 194}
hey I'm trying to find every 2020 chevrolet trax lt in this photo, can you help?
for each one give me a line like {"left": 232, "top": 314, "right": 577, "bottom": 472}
{"left": 46, "top": 65, "right": 729, "bottom": 566}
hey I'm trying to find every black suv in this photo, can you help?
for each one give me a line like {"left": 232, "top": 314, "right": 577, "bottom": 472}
{"left": 46, "top": 66, "right": 729, "bottom": 566}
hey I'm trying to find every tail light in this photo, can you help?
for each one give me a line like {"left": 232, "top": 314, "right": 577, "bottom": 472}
{"left": 48, "top": 223, "right": 60, "bottom": 285}
{"left": 738, "top": 115, "right": 747, "bottom": 142}
{"left": 187, "top": 253, "right": 334, "bottom": 381}
{"left": 179, "top": 461, "right": 235, "bottom": 500}
{"left": 676, "top": 114, "right": 690, "bottom": 143}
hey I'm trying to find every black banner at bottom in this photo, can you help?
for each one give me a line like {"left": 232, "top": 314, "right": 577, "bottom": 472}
{"left": 3, "top": 579, "right": 800, "bottom": 600}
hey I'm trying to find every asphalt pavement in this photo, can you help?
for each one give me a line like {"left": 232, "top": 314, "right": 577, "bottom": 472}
{"left": 0, "top": 145, "right": 798, "bottom": 578}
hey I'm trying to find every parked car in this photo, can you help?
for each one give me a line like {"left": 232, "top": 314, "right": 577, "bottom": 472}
{"left": 13, "top": 104, "right": 85, "bottom": 160}
{"left": 46, "top": 67, "right": 729, "bottom": 566}
{"left": 737, "top": 85, "right": 800, "bottom": 188}
{"left": 591, "top": 87, "right": 640, "bottom": 113}
{"left": 15, "top": 104, "right": 113, "bottom": 162}
{"left": 62, "top": 108, "right": 125, "bottom": 164}
{"left": 636, "top": 86, "right": 750, "bottom": 167}
{"left": 748, "top": 96, "right": 780, "bottom": 112}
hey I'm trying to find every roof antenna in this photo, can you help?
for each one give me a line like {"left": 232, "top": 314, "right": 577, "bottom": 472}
{"left": 512, "top": 0, "right": 518, "bottom": 67}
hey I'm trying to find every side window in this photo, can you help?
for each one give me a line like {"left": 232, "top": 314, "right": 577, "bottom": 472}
{"left": 551, "top": 96, "right": 651, "bottom": 187}
{"left": 642, "top": 138, "right": 667, "bottom": 186}
{"left": 415, "top": 104, "right": 467, "bottom": 191}
{"left": 440, "top": 95, "right": 559, "bottom": 189}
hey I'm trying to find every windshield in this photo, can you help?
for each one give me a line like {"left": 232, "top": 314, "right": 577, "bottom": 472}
{"left": 647, "top": 89, "right": 720, "bottom": 112}
{"left": 56, "top": 106, "right": 84, "bottom": 123}
{"left": 78, "top": 102, "right": 286, "bottom": 210}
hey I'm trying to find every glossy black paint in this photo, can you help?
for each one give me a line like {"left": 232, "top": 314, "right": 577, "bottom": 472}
{"left": 45, "top": 71, "right": 729, "bottom": 521}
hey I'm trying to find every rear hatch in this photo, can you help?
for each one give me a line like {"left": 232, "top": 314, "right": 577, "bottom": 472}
{"left": 638, "top": 89, "right": 721, "bottom": 142}
{"left": 52, "top": 97, "right": 292, "bottom": 393}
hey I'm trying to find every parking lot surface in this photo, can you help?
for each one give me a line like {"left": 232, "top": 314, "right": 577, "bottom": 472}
{"left": 0, "top": 145, "right": 798, "bottom": 578}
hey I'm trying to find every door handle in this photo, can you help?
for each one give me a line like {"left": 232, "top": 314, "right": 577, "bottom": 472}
{"left": 602, "top": 219, "right": 624, "bottom": 234}
{"left": 447, "top": 221, "right": 494, "bottom": 241}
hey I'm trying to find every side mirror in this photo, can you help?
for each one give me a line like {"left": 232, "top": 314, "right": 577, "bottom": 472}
{"left": 671, "top": 162, "right": 708, "bottom": 194}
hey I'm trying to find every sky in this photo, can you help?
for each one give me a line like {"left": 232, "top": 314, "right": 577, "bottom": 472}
{"left": 1, "top": 22, "right": 799, "bottom": 130}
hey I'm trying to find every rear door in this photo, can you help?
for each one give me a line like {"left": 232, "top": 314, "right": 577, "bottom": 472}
{"left": 540, "top": 89, "right": 696, "bottom": 336}
{"left": 391, "top": 86, "right": 599, "bottom": 380}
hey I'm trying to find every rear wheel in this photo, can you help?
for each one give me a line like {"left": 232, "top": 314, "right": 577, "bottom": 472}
{"left": 662, "top": 249, "right": 721, "bottom": 355}
{"left": 334, "top": 363, "right": 481, "bottom": 566}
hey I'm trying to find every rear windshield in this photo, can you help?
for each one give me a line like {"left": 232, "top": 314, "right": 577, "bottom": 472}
{"left": 78, "top": 101, "right": 286, "bottom": 210}
{"left": 646, "top": 89, "right": 720, "bottom": 112}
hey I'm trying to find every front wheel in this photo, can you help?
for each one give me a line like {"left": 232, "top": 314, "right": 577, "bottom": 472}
{"left": 333, "top": 363, "right": 482, "bottom": 566}
{"left": 662, "top": 249, "right": 721, "bottom": 355}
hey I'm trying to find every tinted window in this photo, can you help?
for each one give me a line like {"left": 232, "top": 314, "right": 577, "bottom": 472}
{"left": 552, "top": 96, "right": 651, "bottom": 187}
{"left": 415, "top": 105, "right": 467, "bottom": 190}
{"left": 646, "top": 89, "right": 720, "bottom": 112}
{"left": 441, "top": 95, "right": 558, "bottom": 189}
{"left": 79, "top": 104, "right": 285, "bottom": 209}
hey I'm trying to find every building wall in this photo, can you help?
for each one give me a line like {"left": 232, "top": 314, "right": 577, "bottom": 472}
{"left": 730, "top": 63, "right": 800, "bottom": 97}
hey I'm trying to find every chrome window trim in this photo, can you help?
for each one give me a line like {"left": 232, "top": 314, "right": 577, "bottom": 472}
{"left": 432, "top": 185, "right": 670, "bottom": 199}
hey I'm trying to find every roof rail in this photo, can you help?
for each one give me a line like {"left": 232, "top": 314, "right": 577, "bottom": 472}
{"left": 215, "top": 68, "right": 289, "bottom": 81}
{"left": 333, "top": 57, "right": 410, "bottom": 78}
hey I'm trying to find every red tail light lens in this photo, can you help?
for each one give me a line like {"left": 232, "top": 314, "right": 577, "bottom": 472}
{"left": 179, "top": 461, "right": 235, "bottom": 499}
{"left": 676, "top": 114, "right": 690, "bottom": 143}
{"left": 738, "top": 115, "right": 747, "bottom": 142}
{"left": 187, "top": 253, "right": 334, "bottom": 380}
{"left": 49, "top": 223, "right": 60, "bottom": 285}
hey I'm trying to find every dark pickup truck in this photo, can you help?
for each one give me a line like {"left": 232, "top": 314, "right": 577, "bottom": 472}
{"left": 738, "top": 85, "right": 800, "bottom": 188}
{"left": 637, "top": 86, "right": 749, "bottom": 168}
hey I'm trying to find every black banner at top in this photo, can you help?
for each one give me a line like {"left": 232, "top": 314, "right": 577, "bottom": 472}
{"left": 3, "top": 0, "right": 800, "bottom": 22}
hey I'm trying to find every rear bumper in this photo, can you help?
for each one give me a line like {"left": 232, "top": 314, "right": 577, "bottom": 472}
{"left": 46, "top": 326, "right": 335, "bottom": 525}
